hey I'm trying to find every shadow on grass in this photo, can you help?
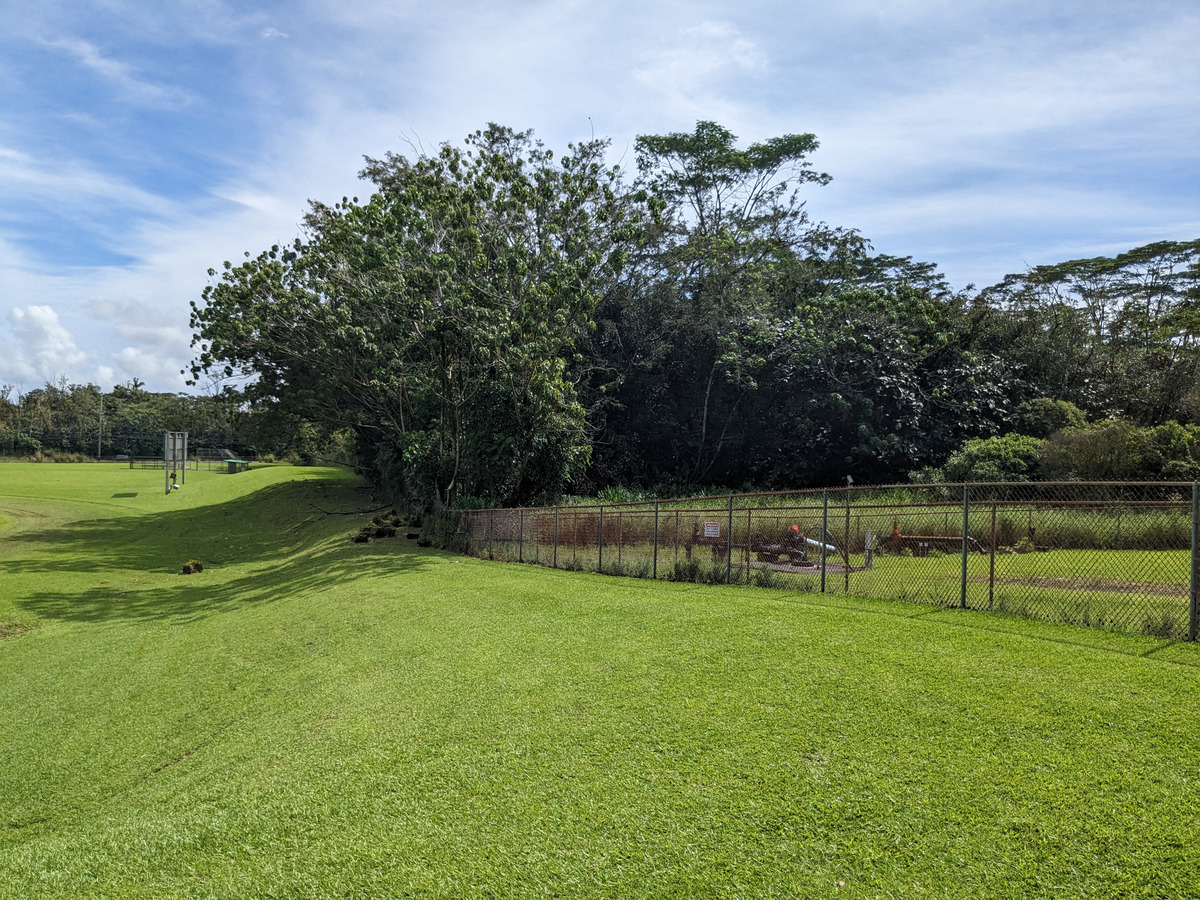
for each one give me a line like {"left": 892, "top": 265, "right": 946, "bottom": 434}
{"left": 6, "top": 479, "right": 431, "bottom": 625}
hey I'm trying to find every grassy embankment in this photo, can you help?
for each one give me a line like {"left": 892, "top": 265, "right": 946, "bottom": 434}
{"left": 1, "top": 463, "right": 1198, "bottom": 898}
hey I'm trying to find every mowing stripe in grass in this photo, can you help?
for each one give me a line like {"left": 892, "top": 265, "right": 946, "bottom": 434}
{"left": 1, "top": 464, "right": 1197, "bottom": 898}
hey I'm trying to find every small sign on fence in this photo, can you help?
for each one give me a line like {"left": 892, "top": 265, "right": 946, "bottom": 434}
{"left": 704, "top": 522, "right": 721, "bottom": 538}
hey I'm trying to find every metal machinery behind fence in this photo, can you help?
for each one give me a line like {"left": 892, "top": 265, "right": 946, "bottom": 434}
{"left": 458, "top": 482, "right": 1200, "bottom": 641}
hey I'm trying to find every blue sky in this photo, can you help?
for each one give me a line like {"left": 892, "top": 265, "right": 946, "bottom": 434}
{"left": 1, "top": 0, "right": 1196, "bottom": 392}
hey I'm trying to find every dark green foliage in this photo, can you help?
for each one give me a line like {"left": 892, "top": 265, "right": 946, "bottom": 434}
{"left": 977, "top": 240, "right": 1200, "bottom": 425}
{"left": 937, "top": 434, "right": 1045, "bottom": 482}
{"left": 583, "top": 122, "right": 987, "bottom": 489}
{"left": 190, "top": 125, "right": 644, "bottom": 507}
{"left": 0, "top": 379, "right": 268, "bottom": 460}
{"left": 1016, "top": 398, "right": 1086, "bottom": 438}
{"left": 1040, "top": 420, "right": 1200, "bottom": 481}
{"left": 183, "top": 117, "right": 1198, "bottom": 498}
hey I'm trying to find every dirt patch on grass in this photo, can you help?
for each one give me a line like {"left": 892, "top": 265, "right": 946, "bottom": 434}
{"left": 0, "top": 620, "right": 38, "bottom": 639}
{"left": 987, "top": 575, "right": 1185, "bottom": 597}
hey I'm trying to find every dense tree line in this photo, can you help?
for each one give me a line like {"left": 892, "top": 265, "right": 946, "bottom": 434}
{"left": 187, "top": 122, "right": 1200, "bottom": 505}
{"left": 0, "top": 378, "right": 315, "bottom": 461}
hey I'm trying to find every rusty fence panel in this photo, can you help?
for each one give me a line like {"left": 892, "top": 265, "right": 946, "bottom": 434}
{"left": 455, "top": 482, "right": 1199, "bottom": 641}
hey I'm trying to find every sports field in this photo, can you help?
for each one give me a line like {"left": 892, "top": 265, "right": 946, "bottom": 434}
{"left": 1, "top": 463, "right": 1197, "bottom": 898}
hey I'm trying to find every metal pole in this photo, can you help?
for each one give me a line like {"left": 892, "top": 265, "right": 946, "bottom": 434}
{"left": 726, "top": 494, "right": 734, "bottom": 583}
{"left": 518, "top": 508, "right": 524, "bottom": 563}
{"left": 844, "top": 488, "right": 851, "bottom": 593}
{"left": 1190, "top": 482, "right": 1198, "bottom": 642}
{"left": 553, "top": 507, "right": 559, "bottom": 569}
{"left": 488, "top": 509, "right": 494, "bottom": 559}
{"left": 746, "top": 506, "right": 752, "bottom": 571}
{"left": 989, "top": 503, "right": 997, "bottom": 610}
{"left": 598, "top": 505, "right": 604, "bottom": 574}
{"left": 652, "top": 501, "right": 659, "bottom": 580}
{"left": 821, "top": 490, "right": 828, "bottom": 593}
{"left": 960, "top": 483, "right": 969, "bottom": 609}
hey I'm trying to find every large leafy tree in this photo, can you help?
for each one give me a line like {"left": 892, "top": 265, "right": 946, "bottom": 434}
{"left": 976, "top": 240, "right": 1200, "bottom": 424}
{"left": 583, "top": 122, "right": 981, "bottom": 489}
{"left": 583, "top": 121, "right": 852, "bottom": 485}
{"left": 189, "top": 125, "right": 642, "bottom": 505}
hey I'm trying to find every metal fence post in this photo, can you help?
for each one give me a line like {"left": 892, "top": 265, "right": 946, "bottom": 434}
{"left": 960, "top": 483, "right": 969, "bottom": 609}
{"left": 726, "top": 494, "right": 734, "bottom": 583}
{"left": 598, "top": 505, "right": 604, "bottom": 574}
{"left": 652, "top": 501, "right": 659, "bottom": 580}
{"left": 553, "top": 506, "right": 559, "bottom": 569}
{"left": 488, "top": 509, "right": 494, "bottom": 559}
{"left": 844, "top": 487, "right": 851, "bottom": 593}
{"left": 518, "top": 508, "right": 524, "bottom": 563}
{"left": 821, "top": 490, "right": 828, "bottom": 593}
{"left": 988, "top": 502, "right": 997, "bottom": 610}
{"left": 746, "top": 506, "right": 752, "bottom": 570}
{"left": 1190, "top": 482, "right": 1198, "bottom": 642}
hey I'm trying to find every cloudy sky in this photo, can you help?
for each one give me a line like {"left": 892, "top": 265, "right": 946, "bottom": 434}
{"left": 1, "top": 0, "right": 1196, "bottom": 393}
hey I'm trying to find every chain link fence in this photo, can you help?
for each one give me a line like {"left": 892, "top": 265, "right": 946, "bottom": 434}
{"left": 456, "top": 483, "right": 1200, "bottom": 641}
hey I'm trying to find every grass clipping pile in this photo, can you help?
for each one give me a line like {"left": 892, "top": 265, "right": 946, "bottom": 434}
{"left": 352, "top": 510, "right": 429, "bottom": 547}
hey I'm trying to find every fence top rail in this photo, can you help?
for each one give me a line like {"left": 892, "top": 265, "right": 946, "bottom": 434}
{"left": 458, "top": 481, "right": 1199, "bottom": 516}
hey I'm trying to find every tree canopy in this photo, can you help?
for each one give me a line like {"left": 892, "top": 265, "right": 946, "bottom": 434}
{"left": 186, "top": 121, "right": 1200, "bottom": 503}
{"left": 190, "top": 125, "right": 643, "bottom": 505}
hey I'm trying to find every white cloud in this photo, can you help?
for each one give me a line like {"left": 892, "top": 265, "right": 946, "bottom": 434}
{"left": 0, "top": 141, "right": 174, "bottom": 226}
{"left": 110, "top": 345, "right": 185, "bottom": 386}
{"left": 633, "top": 20, "right": 768, "bottom": 121}
{"left": 45, "top": 37, "right": 191, "bottom": 108}
{"left": 6, "top": 305, "right": 90, "bottom": 383}
{"left": 0, "top": 0, "right": 1194, "bottom": 393}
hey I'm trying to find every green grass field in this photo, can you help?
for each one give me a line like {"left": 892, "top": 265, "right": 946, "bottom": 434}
{"left": 2, "top": 463, "right": 1198, "bottom": 898}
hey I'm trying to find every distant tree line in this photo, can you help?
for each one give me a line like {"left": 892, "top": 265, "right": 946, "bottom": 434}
{"left": 0, "top": 378, "right": 330, "bottom": 462}
{"left": 185, "top": 121, "right": 1200, "bottom": 505}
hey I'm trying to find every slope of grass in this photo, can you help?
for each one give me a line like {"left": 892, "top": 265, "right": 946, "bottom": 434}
{"left": 1, "top": 463, "right": 1197, "bottom": 898}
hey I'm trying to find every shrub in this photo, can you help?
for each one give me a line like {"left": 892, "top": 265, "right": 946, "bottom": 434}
{"left": 939, "top": 434, "right": 1044, "bottom": 482}
{"left": 1016, "top": 398, "right": 1086, "bottom": 438}
{"left": 1039, "top": 420, "right": 1200, "bottom": 481}
{"left": 670, "top": 559, "right": 701, "bottom": 583}
{"left": 1040, "top": 421, "right": 1144, "bottom": 481}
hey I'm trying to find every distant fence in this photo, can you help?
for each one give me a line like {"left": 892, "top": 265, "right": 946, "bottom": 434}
{"left": 456, "top": 482, "right": 1200, "bottom": 641}
{"left": 127, "top": 457, "right": 199, "bottom": 470}
{"left": 128, "top": 456, "right": 254, "bottom": 472}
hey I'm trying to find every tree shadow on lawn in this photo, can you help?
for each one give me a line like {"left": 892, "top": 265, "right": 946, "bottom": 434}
{"left": 5, "top": 480, "right": 433, "bottom": 625}
{"left": 3, "top": 481, "right": 378, "bottom": 574}
{"left": 15, "top": 541, "right": 428, "bottom": 626}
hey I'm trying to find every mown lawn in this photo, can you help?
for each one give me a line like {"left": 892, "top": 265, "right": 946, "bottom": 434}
{"left": 1, "top": 463, "right": 1197, "bottom": 898}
